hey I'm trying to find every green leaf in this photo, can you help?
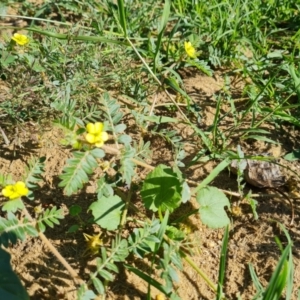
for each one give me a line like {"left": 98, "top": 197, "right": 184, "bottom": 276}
{"left": 89, "top": 195, "right": 125, "bottom": 230}
{"left": 194, "top": 158, "right": 230, "bottom": 193}
{"left": 284, "top": 150, "right": 300, "bottom": 161}
{"left": 2, "top": 199, "right": 24, "bottom": 213}
{"left": 67, "top": 224, "right": 80, "bottom": 233}
{"left": 141, "top": 164, "right": 182, "bottom": 212}
{"left": 69, "top": 205, "right": 82, "bottom": 216}
{"left": 37, "top": 207, "right": 64, "bottom": 232}
{"left": 120, "top": 146, "right": 136, "bottom": 185}
{"left": 99, "top": 269, "right": 114, "bottom": 281}
{"left": 91, "top": 276, "right": 104, "bottom": 295}
{"left": 187, "top": 59, "right": 213, "bottom": 76}
{"left": 0, "top": 51, "right": 16, "bottom": 68}
{"left": 59, "top": 150, "right": 99, "bottom": 195}
{"left": 114, "top": 123, "right": 126, "bottom": 133}
{"left": 90, "top": 148, "right": 105, "bottom": 159}
{"left": 125, "top": 265, "right": 171, "bottom": 297}
{"left": 24, "top": 156, "right": 46, "bottom": 191}
{"left": 0, "top": 248, "right": 30, "bottom": 300}
{"left": 142, "top": 115, "right": 178, "bottom": 124}
{"left": 181, "top": 181, "right": 191, "bottom": 203}
{"left": 197, "top": 186, "right": 230, "bottom": 228}
{"left": 118, "top": 134, "right": 132, "bottom": 145}
{"left": 77, "top": 285, "right": 96, "bottom": 300}
{"left": 0, "top": 213, "right": 38, "bottom": 247}
{"left": 243, "top": 135, "right": 278, "bottom": 144}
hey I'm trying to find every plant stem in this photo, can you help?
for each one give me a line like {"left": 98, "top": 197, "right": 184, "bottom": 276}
{"left": 120, "top": 186, "right": 133, "bottom": 227}
{"left": 22, "top": 207, "right": 84, "bottom": 286}
{"left": 180, "top": 251, "right": 217, "bottom": 293}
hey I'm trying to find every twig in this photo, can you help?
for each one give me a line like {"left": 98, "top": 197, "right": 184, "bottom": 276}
{"left": 22, "top": 207, "right": 85, "bottom": 286}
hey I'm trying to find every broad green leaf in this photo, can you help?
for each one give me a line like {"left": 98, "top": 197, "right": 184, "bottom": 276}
{"left": 284, "top": 150, "right": 300, "bottom": 161}
{"left": 141, "top": 164, "right": 182, "bottom": 212}
{"left": 89, "top": 195, "right": 125, "bottom": 230}
{"left": 69, "top": 205, "right": 82, "bottom": 216}
{"left": 0, "top": 248, "right": 30, "bottom": 300}
{"left": 197, "top": 186, "right": 230, "bottom": 228}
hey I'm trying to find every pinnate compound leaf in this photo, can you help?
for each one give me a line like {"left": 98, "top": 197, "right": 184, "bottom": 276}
{"left": 37, "top": 207, "right": 64, "bottom": 232}
{"left": 24, "top": 156, "right": 46, "bottom": 190}
{"left": 59, "top": 150, "right": 101, "bottom": 196}
{"left": 0, "top": 213, "right": 38, "bottom": 247}
{"left": 0, "top": 248, "right": 30, "bottom": 300}
{"left": 197, "top": 186, "right": 230, "bottom": 228}
{"left": 141, "top": 164, "right": 182, "bottom": 212}
{"left": 89, "top": 195, "right": 125, "bottom": 230}
{"left": 120, "top": 146, "right": 136, "bottom": 185}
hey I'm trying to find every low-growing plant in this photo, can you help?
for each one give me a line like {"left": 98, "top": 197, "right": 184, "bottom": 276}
{"left": 1, "top": 0, "right": 300, "bottom": 299}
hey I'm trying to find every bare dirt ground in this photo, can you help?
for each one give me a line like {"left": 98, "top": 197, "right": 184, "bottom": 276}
{"left": 1, "top": 71, "right": 300, "bottom": 300}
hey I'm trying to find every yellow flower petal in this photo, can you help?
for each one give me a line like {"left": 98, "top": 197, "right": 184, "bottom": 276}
{"left": 86, "top": 123, "right": 96, "bottom": 134}
{"left": 85, "top": 122, "right": 108, "bottom": 147}
{"left": 85, "top": 133, "right": 96, "bottom": 144}
{"left": 184, "top": 41, "right": 196, "bottom": 58}
{"left": 83, "top": 233, "right": 102, "bottom": 255}
{"left": 2, "top": 185, "right": 14, "bottom": 197}
{"left": 100, "top": 132, "right": 108, "bottom": 142}
{"left": 94, "top": 122, "right": 104, "bottom": 133}
{"left": 95, "top": 141, "right": 104, "bottom": 147}
{"left": 11, "top": 33, "right": 29, "bottom": 46}
{"left": 9, "top": 192, "right": 20, "bottom": 200}
{"left": 15, "top": 181, "right": 29, "bottom": 196}
{"left": 2, "top": 182, "right": 28, "bottom": 200}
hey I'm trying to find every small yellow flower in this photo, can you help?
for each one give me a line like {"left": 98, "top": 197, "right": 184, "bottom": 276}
{"left": 85, "top": 122, "right": 108, "bottom": 147}
{"left": 11, "top": 33, "right": 30, "bottom": 46}
{"left": 184, "top": 41, "right": 196, "bottom": 58}
{"left": 2, "top": 181, "right": 29, "bottom": 200}
{"left": 83, "top": 233, "right": 102, "bottom": 255}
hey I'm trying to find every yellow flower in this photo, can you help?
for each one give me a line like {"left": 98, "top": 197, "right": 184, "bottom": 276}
{"left": 184, "top": 41, "right": 196, "bottom": 58}
{"left": 11, "top": 33, "right": 30, "bottom": 46}
{"left": 2, "top": 181, "right": 29, "bottom": 200}
{"left": 85, "top": 122, "right": 108, "bottom": 147}
{"left": 83, "top": 233, "right": 102, "bottom": 255}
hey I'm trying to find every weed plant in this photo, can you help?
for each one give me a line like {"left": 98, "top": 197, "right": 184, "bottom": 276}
{"left": 0, "top": 0, "right": 300, "bottom": 299}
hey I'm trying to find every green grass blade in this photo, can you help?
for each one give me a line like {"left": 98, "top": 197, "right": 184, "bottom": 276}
{"left": 193, "top": 158, "right": 231, "bottom": 194}
{"left": 117, "top": 0, "right": 127, "bottom": 37}
{"left": 125, "top": 265, "right": 170, "bottom": 296}
{"left": 25, "top": 26, "right": 128, "bottom": 45}
{"left": 262, "top": 248, "right": 289, "bottom": 300}
{"left": 216, "top": 225, "right": 229, "bottom": 300}
{"left": 153, "top": 0, "right": 170, "bottom": 71}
